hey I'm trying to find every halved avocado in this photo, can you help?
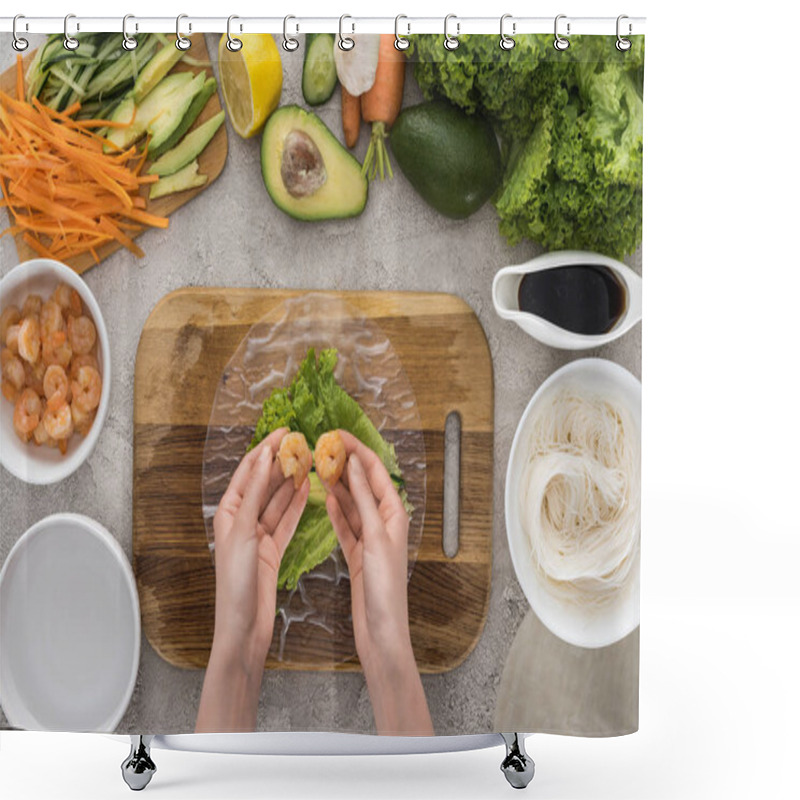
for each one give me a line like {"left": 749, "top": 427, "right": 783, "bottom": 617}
{"left": 261, "top": 106, "right": 367, "bottom": 221}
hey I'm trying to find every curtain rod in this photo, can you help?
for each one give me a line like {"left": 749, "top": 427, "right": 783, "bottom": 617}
{"left": 0, "top": 16, "right": 646, "bottom": 37}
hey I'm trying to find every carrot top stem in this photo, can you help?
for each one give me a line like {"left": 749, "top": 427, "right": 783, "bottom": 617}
{"left": 361, "top": 122, "right": 394, "bottom": 182}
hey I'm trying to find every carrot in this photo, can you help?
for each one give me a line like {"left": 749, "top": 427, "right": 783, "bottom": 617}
{"left": 359, "top": 35, "right": 406, "bottom": 181}
{"left": 0, "top": 55, "right": 168, "bottom": 267}
{"left": 341, "top": 85, "right": 361, "bottom": 149}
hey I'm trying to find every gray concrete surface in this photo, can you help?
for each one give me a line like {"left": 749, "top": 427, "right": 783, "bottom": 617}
{"left": 0, "top": 34, "right": 641, "bottom": 736}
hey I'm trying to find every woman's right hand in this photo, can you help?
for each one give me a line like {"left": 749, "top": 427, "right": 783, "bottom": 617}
{"left": 325, "top": 430, "right": 433, "bottom": 735}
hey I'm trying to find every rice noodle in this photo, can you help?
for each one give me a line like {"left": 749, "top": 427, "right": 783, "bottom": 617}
{"left": 519, "top": 385, "right": 640, "bottom": 608}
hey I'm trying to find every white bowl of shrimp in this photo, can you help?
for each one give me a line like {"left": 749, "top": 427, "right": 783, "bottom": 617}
{"left": 0, "top": 259, "right": 110, "bottom": 485}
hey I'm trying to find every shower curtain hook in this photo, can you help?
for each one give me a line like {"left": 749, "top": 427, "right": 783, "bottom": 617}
{"left": 12, "top": 15, "right": 29, "bottom": 52}
{"left": 282, "top": 16, "right": 299, "bottom": 51}
{"left": 553, "top": 14, "right": 570, "bottom": 51}
{"left": 616, "top": 14, "right": 632, "bottom": 51}
{"left": 444, "top": 14, "right": 460, "bottom": 50}
{"left": 175, "top": 14, "right": 192, "bottom": 51}
{"left": 499, "top": 14, "right": 516, "bottom": 50}
{"left": 226, "top": 15, "right": 243, "bottom": 51}
{"left": 394, "top": 15, "right": 410, "bottom": 51}
{"left": 63, "top": 13, "right": 79, "bottom": 51}
{"left": 338, "top": 15, "right": 355, "bottom": 51}
{"left": 122, "top": 15, "right": 138, "bottom": 51}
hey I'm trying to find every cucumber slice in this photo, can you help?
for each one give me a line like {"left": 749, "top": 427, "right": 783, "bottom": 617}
{"left": 302, "top": 34, "right": 337, "bottom": 106}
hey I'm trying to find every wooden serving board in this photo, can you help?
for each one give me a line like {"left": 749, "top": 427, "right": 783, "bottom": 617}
{"left": 133, "top": 289, "right": 493, "bottom": 673}
{"left": 0, "top": 35, "right": 227, "bottom": 274}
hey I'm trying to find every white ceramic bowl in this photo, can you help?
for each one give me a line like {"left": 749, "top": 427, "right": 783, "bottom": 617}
{"left": 0, "top": 259, "right": 110, "bottom": 484}
{"left": 0, "top": 513, "right": 140, "bottom": 731}
{"left": 505, "top": 359, "right": 641, "bottom": 648}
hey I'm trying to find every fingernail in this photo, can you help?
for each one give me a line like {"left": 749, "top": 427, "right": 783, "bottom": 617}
{"left": 260, "top": 445, "right": 272, "bottom": 463}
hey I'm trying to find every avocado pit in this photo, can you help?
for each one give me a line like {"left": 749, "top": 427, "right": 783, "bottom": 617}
{"left": 281, "top": 129, "right": 327, "bottom": 198}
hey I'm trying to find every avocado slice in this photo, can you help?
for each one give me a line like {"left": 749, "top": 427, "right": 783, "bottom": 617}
{"left": 132, "top": 43, "right": 186, "bottom": 104}
{"left": 104, "top": 71, "right": 196, "bottom": 152}
{"left": 261, "top": 105, "right": 367, "bottom": 221}
{"left": 149, "top": 160, "right": 207, "bottom": 201}
{"left": 148, "top": 71, "right": 207, "bottom": 153}
{"left": 148, "top": 77, "right": 218, "bottom": 161}
{"left": 148, "top": 110, "right": 225, "bottom": 177}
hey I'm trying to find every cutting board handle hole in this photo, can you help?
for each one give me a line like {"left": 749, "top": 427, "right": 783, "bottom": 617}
{"left": 442, "top": 411, "right": 462, "bottom": 559}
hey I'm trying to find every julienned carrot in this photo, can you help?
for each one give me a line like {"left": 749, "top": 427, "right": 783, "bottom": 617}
{"left": 341, "top": 85, "right": 361, "bottom": 149}
{"left": 360, "top": 34, "right": 406, "bottom": 181}
{"left": 0, "top": 55, "right": 168, "bottom": 266}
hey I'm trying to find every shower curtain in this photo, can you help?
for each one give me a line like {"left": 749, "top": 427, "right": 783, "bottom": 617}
{"left": 0, "top": 28, "right": 643, "bottom": 739}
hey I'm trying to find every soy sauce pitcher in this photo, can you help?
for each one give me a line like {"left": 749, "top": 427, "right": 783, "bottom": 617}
{"left": 492, "top": 251, "right": 642, "bottom": 350}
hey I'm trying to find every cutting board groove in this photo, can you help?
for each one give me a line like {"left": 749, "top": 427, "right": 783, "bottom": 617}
{"left": 133, "top": 289, "right": 493, "bottom": 673}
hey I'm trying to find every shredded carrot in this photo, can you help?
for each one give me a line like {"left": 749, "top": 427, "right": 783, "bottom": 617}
{"left": 0, "top": 56, "right": 168, "bottom": 266}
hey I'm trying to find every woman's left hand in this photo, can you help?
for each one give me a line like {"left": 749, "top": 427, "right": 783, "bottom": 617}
{"left": 211, "top": 427, "right": 310, "bottom": 670}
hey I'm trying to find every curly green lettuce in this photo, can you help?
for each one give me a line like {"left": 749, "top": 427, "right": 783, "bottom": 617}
{"left": 408, "top": 34, "right": 644, "bottom": 258}
{"left": 250, "top": 348, "right": 406, "bottom": 590}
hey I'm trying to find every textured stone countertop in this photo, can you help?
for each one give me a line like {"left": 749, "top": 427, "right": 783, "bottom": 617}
{"left": 0, "top": 34, "right": 641, "bottom": 735}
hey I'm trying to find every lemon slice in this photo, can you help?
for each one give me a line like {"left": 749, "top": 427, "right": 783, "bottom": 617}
{"left": 218, "top": 34, "right": 283, "bottom": 139}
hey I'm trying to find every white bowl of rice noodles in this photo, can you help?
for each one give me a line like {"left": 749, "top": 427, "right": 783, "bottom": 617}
{"left": 505, "top": 358, "right": 641, "bottom": 649}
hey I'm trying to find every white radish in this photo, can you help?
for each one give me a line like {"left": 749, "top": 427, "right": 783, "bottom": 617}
{"left": 333, "top": 34, "right": 380, "bottom": 96}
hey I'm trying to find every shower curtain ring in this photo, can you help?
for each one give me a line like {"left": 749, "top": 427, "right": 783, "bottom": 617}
{"left": 444, "top": 14, "right": 460, "bottom": 51}
{"left": 338, "top": 15, "right": 355, "bottom": 51}
{"left": 553, "top": 14, "right": 570, "bottom": 51}
{"left": 282, "top": 16, "right": 299, "bottom": 51}
{"left": 394, "top": 15, "right": 410, "bottom": 51}
{"left": 226, "top": 15, "right": 243, "bottom": 51}
{"left": 12, "top": 15, "right": 29, "bottom": 52}
{"left": 122, "top": 15, "right": 138, "bottom": 51}
{"left": 64, "top": 14, "right": 79, "bottom": 51}
{"left": 499, "top": 14, "right": 516, "bottom": 50}
{"left": 175, "top": 14, "right": 192, "bottom": 51}
{"left": 616, "top": 15, "right": 632, "bottom": 51}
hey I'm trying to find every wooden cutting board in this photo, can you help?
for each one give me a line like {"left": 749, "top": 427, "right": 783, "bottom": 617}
{"left": 0, "top": 35, "right": 227, "bottom": 274}
{"left": 133, "top": 289, "right": 493, "bottom": 673}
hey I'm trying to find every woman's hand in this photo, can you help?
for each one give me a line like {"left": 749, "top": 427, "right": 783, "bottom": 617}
{"left": 326, "top": 430, "right": 433, "bottom": 735}
{"left": 196, "top": 428, "right": 309, "bottom": 733}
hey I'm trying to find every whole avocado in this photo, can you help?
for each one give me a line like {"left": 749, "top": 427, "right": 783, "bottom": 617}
{"left": 390, "top": 101, "right": 502, "bottom": 220}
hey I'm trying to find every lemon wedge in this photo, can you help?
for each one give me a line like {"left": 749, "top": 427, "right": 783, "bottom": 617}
{"left": 218, "top": 34, "right": 283, "bottom": 139}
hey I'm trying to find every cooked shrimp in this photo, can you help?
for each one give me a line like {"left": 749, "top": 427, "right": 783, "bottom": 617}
{"left": 17, "top": 316, "right": 41, "bottom": 364}
{"left": 0, "top": 305, "right": 21, "bottom": 342}
{"left": 314, "top": 430, "right": 347, "bottom": 490}
{"left": 71, "top": 365, "right": 101, "bottom": 413}
{"left": 70, "top": 353, "right": 99, "bottom": 379}
{"left": 43, "top": 402, "right": 73, "bottom": 440}
{"left": 2, "top": 351, "right": 25, "bottom": 391}
{"left": 6, "top": 323, "right": 20, "bottom": 354}
{"left": 71, "top": 400, "right": 96, "bottom": 436}
{"left": 32, "top": 419, "right": 52, "bottom": 447}
{"left": 67, "top": 315, "right": 96, "bottom": 355}
{"left": 278, "top": 432, "right": 313, "bottom": 489}
{"left": 53, "top": 283, "right": 73, "bottom": 310}
{"left": 13, "top": 388, "right": 41, "bottom": 442}
{"left": 24, "top": 359, "right": 45, "bottom": 396}
{"left": 40, "top": 299, "right": 65, "bottom": 336}
{"left": 43, "top": 365, "right": 71, "bottom": 409}
{"left": 21, "top": 294, "right": 43, "bottom": 318}
{"left": 42, "top": 331, "right": 72, "bottom": 369}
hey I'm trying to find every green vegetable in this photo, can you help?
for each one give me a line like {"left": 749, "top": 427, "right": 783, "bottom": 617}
{"left": 408, "top": 34, "right": 644, "bottom": 258}
{"left": 26, "top": 33, "right": 159, "bottom": 116}
{"left": 390, "top": 100, "right": 502, "bottom": 219}
{"left": 149, "top": 160, "right": 207, "bottom": 200}
{"left": 250, "top": 348, "right": 407, "bottom": 589}
{"left": 148, "top": 77, "right": 218, "bottom": 161}
{"left": 148, "top": 110, "right": 225, "bottom": 177}
{"left": 302, "top": 33, "right": 338, "bottom": 106}
{"left": 132, "top": 43, "right": 186, "bottom": 103}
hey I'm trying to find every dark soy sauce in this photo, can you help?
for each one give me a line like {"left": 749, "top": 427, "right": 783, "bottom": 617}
{"left": 517, "top": 265, "right": 627, "bottom": 335}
